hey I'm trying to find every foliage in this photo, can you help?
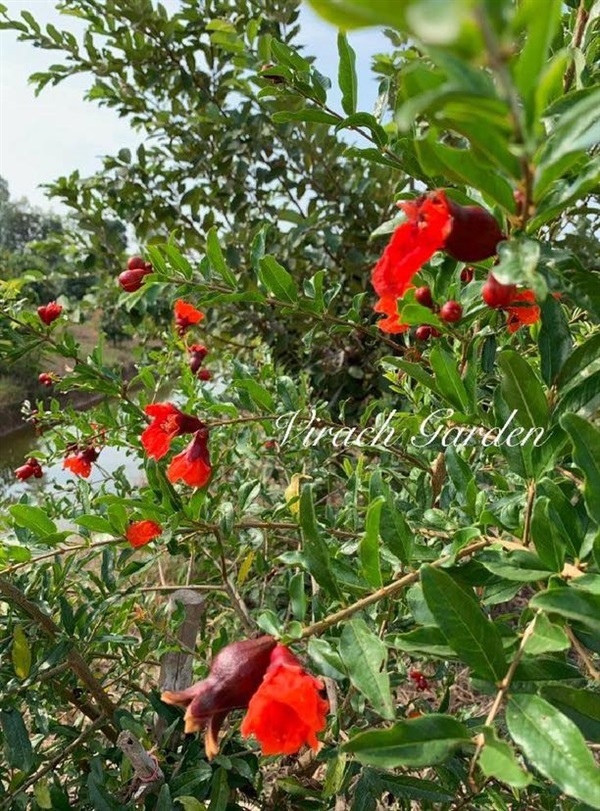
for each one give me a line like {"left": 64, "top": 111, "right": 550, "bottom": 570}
{"left": 0, "top": 0, "right": 599, "bottom": 809}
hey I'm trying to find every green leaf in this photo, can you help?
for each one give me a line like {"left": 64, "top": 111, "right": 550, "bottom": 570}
{"left": 360, "top": 496, "right": 384, "bottom": 588}
{"left": 258, "top": 256, "right": 298, "bottom": 305}
{"left": 541, "top": 686, "right": 600, "bottom": 743}
{"left": 531, "top": 586, "right": 600, "bottom": 635}
{"left": 506, "top": 694, "right": 600, "bottom": 808}
{"left": 12, "top": 625, "right": 32, "bottom": 679}
{"left": 523, "top": 613, "right": 569, "bottom": 656}
{"left": 299, "top": 485, "right": 340, "bottom": 598}
{"left": 337, "top": 32, "right": 357, "bottom": 115}
{"left": 480, "top": 726, "right": 531, "bottom": 788}
{"left": 530, "top": 497, "right": 566, "bottom": 572}
{"left": 538, "top": 294, "right": 572, "bottom": 387}
{"left": 271, "top": 109, "right": 340, "bottom": 126}
{"left": 498, "top": 351, "right": 549, "bottom": 430}
{"left": 9, "top": 505, "right": 57, "bottom": 539}
{"left": 75, "top": 515, "right": 114, "bottom": 534}
{"left": 339, "top": 618, "right": 395, "bottom": 719}
{"left": 429, "top": 345, "right": 470, "bottom": 412}
{"left": 206, "top": 227, "right": 236, "bottom": 288}
{"left": 557, "top": 332, "right": 600, "bottom": 396}
{"left": 392, "top": 626, "right": 455, "bottom": 658}
{"left": 0, "top": 708, "right": 33, "bottom": 772}
{"left": 479, "top": 549, "right": 553, "bottom": 581}
{"left": 513, "top": 0, "right": 562, "bottom": 127}
{"left": 342, "top": 714, "right": 470, "bottom": 768}
{"left": 561, "top": 414, "right": 600, "bottom": 525}
{"left": 379, "top": 483, "right": 412, "bottom": 565}
{"left": 421, "top": 565, "right": 507, "bottom": 682}
{"left": 336, "top": 113, "right": 387, "bottom": 146}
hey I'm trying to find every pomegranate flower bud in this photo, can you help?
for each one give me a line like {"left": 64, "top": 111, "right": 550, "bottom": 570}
{"left": 161, "top": 635, "right": 277, "bottom": 759}
{"left": 188, "top": 344, "right": 208, "bottom": 374}
{"left": 127, "top": 255, "right": 146, "bottom": 270}
{"left": 118, "top": 267, "right": 151, "bottom": 293}
{"left": 37, "top": 301, "right": 62, "bottom": 325}
{"left": 38, "top": 372, "right": 54, "bottom": 387}
{"left": 174, "top": 299, "right": 204, "bottom": 336}
{"left": 15, "top": 458, "right": 43, "bottom": 481}
{"left": 482, "top": 273, "right": 517, "bottom": 309}
{"left": 197, "top": 369, "right": 212, "bottom": 382}
{"left": 443, "top": 198, "right": 504, "bottom": 263}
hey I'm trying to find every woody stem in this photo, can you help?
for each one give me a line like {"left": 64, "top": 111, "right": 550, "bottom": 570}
{"left": 300, "top": 539, "right": 490, "bottom": 639}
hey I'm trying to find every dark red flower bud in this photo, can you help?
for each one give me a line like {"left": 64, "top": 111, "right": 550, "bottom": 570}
{"left": 37, "top": 301, "right": 62, "bottom": 325}
{"left": 415, "top": 286, "right": 434, "bottom": 309}
{"left": 188, "top": 344, "right": 208, "bottom": 374}
{"left": 264, "top": 439, "right": 278, "bottom": 450}
{"left": 409, "top": 670, "right": 430, "bottom": 690}
{"left": 460, "top": 266, "right": 474, "bottom": 283}
{"left": 482, "top": 273, "right": 517, "bottom": 309}
{"left": 197, "top": 369, "right": 212, "bottom": 382}
{"left": 118, "top": 268, "right": 151, "bottom": 293}
{"left": 439, "top": 300, "right": 463, "bottom": 323}
{"left": 127, "top": 255, "right": 146, "bottom": 270}
{"left": 161, "top": 635, "right": 277, "bottom": 759}
{"left": 38, "top": 373, "right": 54, "bottom": 387}
{"left": 443, "top": 199, "right": 504, "bottom": 262}
{"left": 15, "top": 458, "right": 43, "bottom": 480}
{"left": 415, "top": 325, "right": 433, "bottom": 341}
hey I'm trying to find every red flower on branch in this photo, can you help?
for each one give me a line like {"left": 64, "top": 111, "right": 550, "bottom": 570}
{"left": 161, "top": 635, "right": 277, "bottom": 759}
{"left": 37, "top": 301, "right": 63, "bottom": 325}
{"left": 505, "top": 289, "right": 540, "bottom": 333}
{"left": 167, "top": 428, "right": 212, "bottom": 488}
{"left": 372, "top": 191, "right": 504, "bottom": 333}
{"left": 174, "top": 299, "right": 204, "bottom": 335}
{"left": 141, "top": 403, "right": 203, "bottom": 461}
{"left": 15, "top": 458, "right": 43, "bottom": 481}
{"left": 240, "top": 644, "right": 329, "bottom": 756}
{"left": 188, "top": 344, "right": 208, "bottom": 374}
{"left": 63, "top": 446, "right": 99, "bottom": 478}
{"left": 38, "top": 372, "right": 54, "bottom": 387}
{"left": 126, "top": 520, "right": 162, "bottom": 548}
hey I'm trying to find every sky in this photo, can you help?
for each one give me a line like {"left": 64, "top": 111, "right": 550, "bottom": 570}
{"left": 0, "top": 0, "right": 387, "bottom": 212}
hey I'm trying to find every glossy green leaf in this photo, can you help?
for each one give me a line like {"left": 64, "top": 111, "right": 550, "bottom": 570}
{"left": 479, "top": 726, "right": 531, "bottom": 788}
{"left": 339, "top": 618, "right": 395, "bottom": 719}
{"left": 557, "top": 332, "right": 600, "bottom": 395}
{"left": 429, "top": 345, "right": 470, "bottom": 412}
{"left": 337, "top": 33, "right": 357, "bottom": 115}
{"left": 541, "top": 686, "right": 600, "bottom": 743}
{"left": 538, "top": 294, "right": 572, "bottom": 386}
{"left": 506, "top": 694, "right": 600, "bottom": 808}
{"left": 360, "top": 496, "right": 384, "bottom": 588}
{"left": 523, "top": 613, "right": 569, "bottom": 656}
{"left": 258, "top": 255, "right": 298, "bottom": 305}
{"left": 206, "top": 227, "right": 236, "bottom": 288}
{"left": 342, "top": 714, "right": 471, "bottom": 767}
{"left": 530, "top": 496, "right": 566, "bottom": 572}
{"left": 0, "top": 708, "right": 33, "bottom": 772}
{"left": 9, "top": 505, "right": 57, "bottom": 539}
{"left": 498, "top": 350, "right": 549, "bottom": 430}
{"left": 271, "top": 109, "right": 340, "bottom": 126}
{"left": 561, "top": 413, "right": 600, "bottom": 525}
{"left": 299, "top": 485, "right": 340, "bottom": 598}
{"left": 531, "top": 587, "right": 600, "bottom": 634}
{"left": 421, "top": 565, "right": 507, "bottom": 682}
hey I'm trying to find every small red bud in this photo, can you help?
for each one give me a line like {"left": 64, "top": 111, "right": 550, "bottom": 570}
{"left": 482, "top": 274, "right": 517, "bottom": 309}
{"left": 38, "top": 373, "right": 54, "bottom": 387}
{"left": 415, "top": 325, "right": 433, "bottom": 341}
{"left": 415, "top": 286, "right": 434, "bottom": 309}
{"left": 440, "top": 301, "right": 463, "bottom": 323}
{"left": 460, "top": 266, "right": 474, "bottom": 283}
{"left": 197, "top": 369, "right": 212, "bottom": 381}
{"left": 118, "top": 268, "right": 151, "bottom": 293}
{"left": 188, "top": 344, "right": 208, "bottom": 374}
{"left": 444, "top": 199, "right": 504, "bottom": 262}
{"left": 127, "top": 255, "right": 146, "bottom": 270}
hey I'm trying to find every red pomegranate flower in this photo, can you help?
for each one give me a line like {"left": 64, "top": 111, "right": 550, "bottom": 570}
{"left": 37, "top": 301, "right": 63, "bottom": 325}
{"left": 126, "top": 520, "right": 162, "bottom": 548}
{"left": 63, "top": 447, "right": 99, "bottom": 478}
{"left": 174, "top": 299, "right": 204, "bottom": 335}
{"left": 374, "top": 294, "right": 411, "bottom": 334}
{"left": 240, "top": 644, "right": 329, "bottom": 756}
{"left": 167, "top": 428, "right": 212, "bottom": 488}
{"left": 141, "top": 403, "right": 203, "bottom": 461}
{"left": 15, "top": 458, "right": 43, "bottom": 481}
{"left": 161, "top": 635, "right": 277, "bottom": 759}
{"left": 505, "top": 289, "right": 540, "bottom": 333}
{"left": 372, "top": 191, "right": 504, "bottom": 332}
